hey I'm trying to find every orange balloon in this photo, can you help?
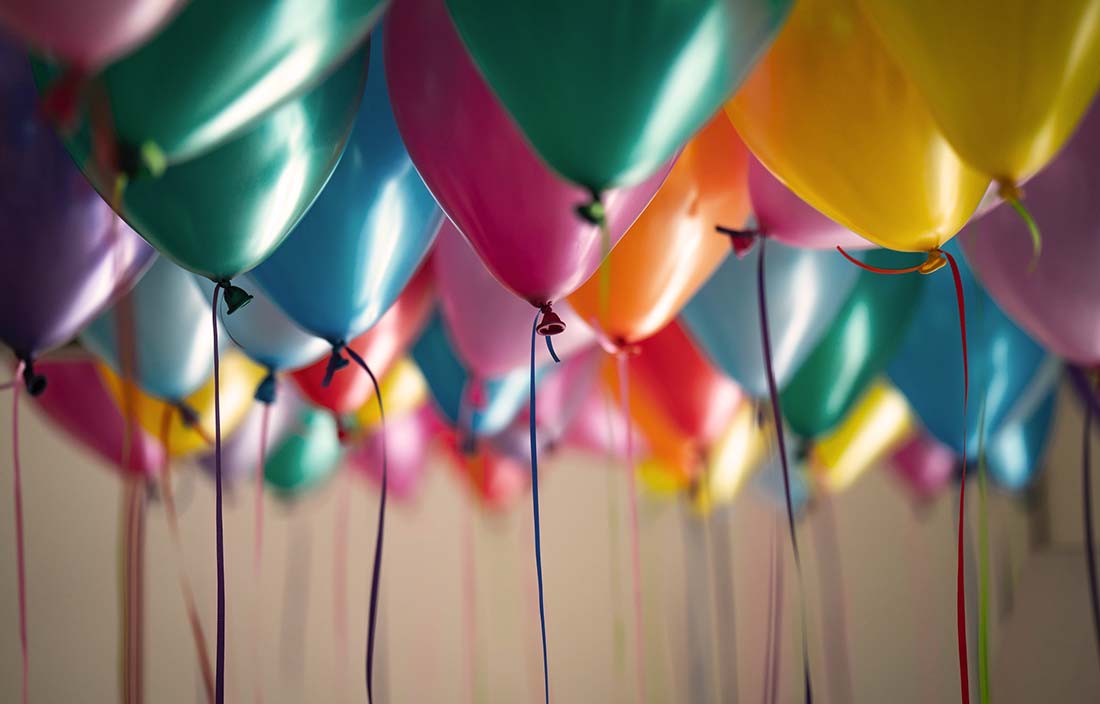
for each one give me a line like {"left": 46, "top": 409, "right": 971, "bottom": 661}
{"left": 569, "top": 114, "right": 750, "bottom": 344}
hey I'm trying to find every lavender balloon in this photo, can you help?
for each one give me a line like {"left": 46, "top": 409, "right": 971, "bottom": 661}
{"left": 195, "top": 386, "right": 304, "bottom": 485}
{"left": 0, "top": 39, "right": 152, "bottom": 393}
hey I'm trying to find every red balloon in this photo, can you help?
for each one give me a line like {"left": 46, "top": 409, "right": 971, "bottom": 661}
{"left": 291, "top": 265, "right": 434, "bottom": 414}
{"left": 440, "top": 431, "right": 529, "bottom": 511}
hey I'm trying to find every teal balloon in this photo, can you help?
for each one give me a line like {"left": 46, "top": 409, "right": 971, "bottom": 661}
{"left": 81, "top": 257, "right": 226, "bottom": 401}
{"left": 40, "top": 47, "right": 368, "bottom": 282}
{"left": 34, "top": 0, "right": 385, "bottom": 165}
{"left": 888, "top": 242, "right": 1052, "bottom": 458}
{"left": 411, "top": 313, "right": 544, "bottom": 437}
{"left": 986, "top": 386, "right": 1057, "bottom": 492}
{"left": 780, "top": 250, "right": 924, "bottom": 438}
{"left": 250, "top": 33, "right": 442, "bottom": 343}
{"left": 264, "top": 407, "right": 343, "bottom": 495}
{"left": 444, "top": 0, "right": 793, "bottom": 190}
{"left": 680, "top": 240, "right": 858, "bottom": 398}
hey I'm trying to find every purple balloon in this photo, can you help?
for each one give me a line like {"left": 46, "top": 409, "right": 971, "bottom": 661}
{"left": 0, "top": 40, "right": 153, "bottom": 374}
{"left": 961, "top": 100, "right": 1100, "bottom": 365}
{"left": 195, "top": 385, "right": 303, "bottom": 485}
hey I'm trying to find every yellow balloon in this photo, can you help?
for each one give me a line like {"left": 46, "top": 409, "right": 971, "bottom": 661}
{"left": 691, "top": 403, "right": 768, "bottom": 515}
{"left": 726, "top": 0, "right": 989, "bottom": 252}
{"left": 353, "top": 358, "right": 427, "bottom": 431}
{"left": 98, "top": 351, "right": 265, "bottom": 458}
{"left": 637, "top": 458, "right": 690, "bottom": 499}
{"left": 810, "top": 380, "right": 913, "bottom": 493}
{"left": 859, "top": 0, "right": 1100, "bottom": 185}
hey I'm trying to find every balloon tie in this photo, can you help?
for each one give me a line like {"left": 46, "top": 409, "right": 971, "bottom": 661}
{"left": 255, "top": 370, "right": 277, "bottom": 405}
{"left": 38, "top": 65, "right": 89, "bottom": 132}
{"left": 715, "top": 225, "right": 760, "bottom": 258}
{"left": 211, "top": 284, "right": 227, "bottom": 704}
{"left": 217, "top": 279, "right": 253, "bottom": 315}
{"left": 757, "top": 238, "right": 814, "bottom": 703}
{"left": 836, "top": 246, "right": 947, "bottom": 275}
{"left": 10, "top": 360, "right": 29, "bottom": 704}
{"left": 615, "top": 352, "right": 646, "bottom": 704}
{"left": 996, "top": 181, "right": 1042, "bottom": 269}
{"left": 1083, "top": 371, "right": 1100, "bottom": 670}
{"left": 321, "top": 342, "right": 351, "bottom": 388}
{"left": 529, "top": 309, "right": 551, "bottom": 704}
{"left": 342, "top": 345, "right": 387, "bottom": 704}
{"left": 574, "top": 188, "right": 606, "bottom": 226}
{"left": 18, "top": 357, "right": 46, "bottom": 397}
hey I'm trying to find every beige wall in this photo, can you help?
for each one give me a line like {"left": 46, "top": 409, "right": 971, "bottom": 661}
{"left": 0, "top": 383, "right": 1097, "bottom": 702}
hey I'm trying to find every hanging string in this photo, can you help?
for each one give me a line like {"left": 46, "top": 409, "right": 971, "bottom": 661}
{"left": 123, "top": 477, "right": 147, "bottom": 704}
{"left": 603, "top": 393, "right": 627, "bottom": 679}
{"left": 9, "top": 359, "right": 29, "bottom": 704}
{"left": 332, "top": 481, "right": 350, "bottom": 699}
{"left": 1083, "top": 372, "right": 1100, "bottom": 670}
{"left": 123, "top": 480, "right": 136, "bottom": 704}
{"left": 813, "top": 496, "right": 853, "bottom": 704}
{"left": 253, "top": 399, "right": 271, "bottom": 704}
{"left": 615, "top": 352, "right": 646, "bottom": 704}
{"left": 528, "top": 309, "right": 551, "bottom": 704}
{"left": 463, "top": 505, "right": 478, "bottom": 704}
{"left": 977, "top": 406, "right": 990, "bottom": 704}
{"left": 760, "top": 519, "right": 778, "bottom": 704}
{"left": 756, "top": 238, "right": 813, "bottom": 704}
{"left": 210, "top": 284, "right": 227, "bottom": 704}
{"left": 342, "top": 344, "right": 387, "bottom": 704}
{"left": 996, "top": 182, "right": 1042, "bottom": 267}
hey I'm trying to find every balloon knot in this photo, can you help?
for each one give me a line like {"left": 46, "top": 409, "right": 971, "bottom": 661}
{"left": 176, "top": 401, "right": 200, "bottom": 427}
{"left": 574, "top": 189, "right": 606, "bottom": 225}
{"left": 219, "top": 280, "right": 253, "bottom": 314}
{"left": 715, "top": 225, "right": 759, "bottom": 258}
{"left": 536, "top": 303, "right": 566, "bottom": 336}
{"left": 21, "top": 358, "right": 46, "bottom": 397}
{"left": 795, "top": 439, "right": 813, "bottom": 463}
{"left": 321, "top": 342, "right": 350, "bottom": 388}
{"left": 996, "top": 179, "right": 1023, "bottom": 203}
{"left": 255, "top": 371, "right": 277, "bottom": 405}
{"left": 38, "top": 66, "right": 89, "bottom": 133}
{"left": 918, "top": 249, "right": 947, "bottom": 275}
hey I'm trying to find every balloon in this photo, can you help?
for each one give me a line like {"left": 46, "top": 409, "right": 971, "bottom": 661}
{"left": 291, "top": 265, "right": 434, "bottom": 415}
{"left": 780, "top": 250, "right": 924, "bottom": 438}
{"left": 985, "top": 388, "right": 1057, "bottom": 492}
{"left": 434, "top": 221, "right": 596, "bottom": 379}
{"left": 195, "top": 387, "right": 305, "bottom": 485}
{"left": 753, "top": 449, "right": 812, "bottom": 514}
{"left": 561, "top": 383, "right": 648, "bottom": 461}
{"left": 353, "top": 358, "right": 429, "bottom": 433}
{"left": 568, "top": 115, "right": 749, "bottom": 344}
{"left": 32, "top": 354, "right": 164, "bottom": 477}
{"left": 44, "top": 46, "right": 369, "bottom": 283}
{"left": 98, "top": 351, "right": 265, "bottom": 458}
{"left": 440, "top": 433, "right": 529, "bottom": 511}
{"left": 887, "top": 242, "right": 1057, "bottom": 456}
{"left": 960, "top": 101, "right": 1100, "bottom": 365}
{"left": 859, "top": 0, "right": 1100, "bottom": 186}
{"left": 251, "top": 35, "right": 442, "bottom": 344}
{"left": 0, "top": 40, "right": 153, "bottom": 375}
{"left": 726, "top": 0, "right": 988, "bottom": 253}
{"left": 264, "top": 407, "right": 343, "bottom": 496}
{"left": 890, "top": 432, "right": 957, "bottom": 499}
{"left": 810, "top": 380, "right": 914, "bottom": 493}
{"left": 691, "top": 403, "right": 768, "bottom": 514}
{"left": 33, "top": 0, "right": 385, "bottom": 165}
{"left": 747, "top": 157, "right": 872, "bottom": 250}
{"left": 637, "top": 458, "right": 691, "bottom": 499}
{"left": 443, "top": 0, "right": 792, "bottom": 191}
{"left": 385, "top": 0, "right": 669, "bottom": 308}
{"left": 0, "top": 0, "right": 180, "bottom": 69}
{"left": 411, "top": 312, "right": 544, "bottom": 438}
{"left": 349, "top": 405, "right": 442, "bottom": 501}
{"left": 681, "top": 239, "right": 858, "bottom": 397}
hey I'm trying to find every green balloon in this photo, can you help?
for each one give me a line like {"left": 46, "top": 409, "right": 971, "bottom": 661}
{"left": 444, "top": 0, "right": 792, "bottom": 191}
{"left": 780, "top": 250, "right": 924, "bottom": 438}
{"left": 265, "top": 408, "right": 343, "bottom": 495}
{"left": 36, "top": 0, "right": 384, "bottom": 166}
{"left": 53, "top": 47, "right": 368, "bottom": 282}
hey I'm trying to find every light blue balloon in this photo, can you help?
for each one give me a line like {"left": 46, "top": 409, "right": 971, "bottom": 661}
{"left": 81, "top": 257, "right": 225, "bottom": 401}
{"left": 411, "top": 313, "right": 546, "bottom": 437}
{"left": 753, "top": 449, "right": 811, "bottom": 515}
{"left": 681, "top": 240, "right": 859, "bottom": 398}
{"left": 250, "top": 31, "right": 442, "bottom": 344}
{"left": 984, "top": 360, "right": 1060, "bottom": 491}
{"left": 888, "top": 241, "right": 1050, "bottom": 458}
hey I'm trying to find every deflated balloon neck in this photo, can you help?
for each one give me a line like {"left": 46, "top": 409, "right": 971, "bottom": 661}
{"left": 255, "top": 370, "right": 277, "bottom": 405}
{"left": 218, "top": 280, "right": 254, "bottom": 315}
{"left": 321, "top": 342, "right": 350, "bottom": 388}
{"left": 536, "top": 303, "right": 566, "bottom": 337}
{"left": 918, "top": 250, "right": 947, "bottom": 275}
{"left": 574, "top": 188, "right": 607, "bottom": 225}
{"left": 20, "top": 358, "right": 46, "bottom": 397}
{"left": 715, "top": 225, "right": 760, "bottom": 258}
{"left": 996, "top": 179, "right": 1042, "bottom": 268}
{"left": 175, "top": 401, "right": 200, "bottom": 427}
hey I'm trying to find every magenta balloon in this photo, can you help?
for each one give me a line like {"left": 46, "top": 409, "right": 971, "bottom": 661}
{"left": 32, "top": 356, "right": 164, "bottom": 477}
{"left": 195, "top": 386, "right": 303, "bottom": 485}
{"left": 890, "top": 432, "right": 955, "bottom": 499}
{"left": 385, "top": 0, "right": 669, "bottom": 307}
{"left": 348, "top": 405, "right": 441, "bottom": 501}
{"left": 0, "top": 0, "right": 182, "bottom": 69}
{"left": 749, "top": 157, "right": 873, "bottom": 250}
{"left": 960, "top": 101, "right": 1100, "bottom": 365}
{"left": 434, "top": 221, "right": 596, "bottom": 379}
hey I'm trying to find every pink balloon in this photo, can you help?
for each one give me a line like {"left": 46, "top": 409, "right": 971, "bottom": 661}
{"left": 961, "top": 100, "right": 1100, "bottom": 365}
{"left": 348, "top": 405, "right": 443, "bottom": 501}
{"left": 385, "top": 0, "right": 669, "bottom": 308}
{"left": 434, "top": 221, "right": 596, "bottom": 379}
{"left": 749, "top": 157, "right": 873, "bottom": 250}
{"left": 890, "top": 432, "right": 956, "bottom": 499}
{"left": 562, "top": 383, "right": 649, "bottom": 461}
{"left": 0, "top": 0, "right": 182, "bottom": 69}
{"left": 32, "top": 355, "right": 163, "bottom": 477}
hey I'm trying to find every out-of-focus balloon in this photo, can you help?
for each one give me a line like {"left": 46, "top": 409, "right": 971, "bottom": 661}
{"left": 264, "top": 407, "right": 343, "bottom": 496}
{"left": 780, "top": 250, "right": 924, "bottom": 438}
{"left": 349, "top": 405, "right": 442, "bottom": 501}
{"left": 568, "top": 115, "right": 748, "bottom": 344}
{"left": 726, "top": 0, "right": 988, "bottom": 252}
{"left": 681, "top": 240, "right": 857, "bottom": 397}
{"left": 638, "top": 459, "right": 690, "bottom": 499}
{"left": 251, "top": 35, "right": 441, "bottom": 344}
{"left": 985, "top": 388, "right": 1057, "bottom": 492}
{"left": 82, "top": 257, "right": 222, "bottom": 401}
{"left": 411, "top": 313, "right": 544, "bottom": 438}
{"left": 0, "top": 40, "right": 153, "bottom": 374}
{"left": 561, "top": 383, "right": 647, "bottom": 461}
{"left": 434, "top": 221, "right": 594, "bottom": 380}
{"left": 195, "top": 386, "right": 305, "bottom": 485}
{"left": 810, "top": 381, "right": 914, "bottom": 493}
{"left": 753, "top": 448, "right": 812, "bottom": 514}
{"left": 292, "top": 266, "right": 434, "bottom": 415}
{"left": 961, "top": 102, "right": 1100, "bottom": 365}
{"left": 33, "top": 0, "right": 385, "bottom": 165}
{"left": 98, "top": 351, "right": 264, "bottom": 457}
{"left": 692, "top": 403, "right": 768, "bottom": 514}
{"left": 33, "top": 354, "right": 163, "bottom": 477}
{"left": 42, "top": 47, "right": 368, "bottom": 283}
{"left": 888, "top": 242, "right": 1056, "bottom": 456}
{"left": 443, "top": 0, "right": 792, "bottom": 191}
{"left": 385, "top": 0, "right": 668, "bottom": 307}
{"left": 441, "top": 433, "right": 529, "bottom": 511}
{"left": 354, "top": 358, "right": 428, "bottom": 433}
{"left": 0, "top": 0, "right": 181, "bottom": 69}
{"left": 747, "top": 157, "right": 872, "bottom": 250}
{"left": 859, "top": 0, "right": 1100, "bottom": 186}
{"left": 891, "top": 432, "right": 956, "bottom": 499}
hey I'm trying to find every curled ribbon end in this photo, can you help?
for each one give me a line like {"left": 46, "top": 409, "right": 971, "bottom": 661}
{"left": 219, "top": 281, "right": 253, "bottom": 315}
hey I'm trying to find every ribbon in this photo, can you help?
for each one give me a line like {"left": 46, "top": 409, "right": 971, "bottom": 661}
{"left": 210, "top": 284, "right": 227, "bottom": 704}
{"left": 616, "top": 352, "right": 646, "bottom": 704}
